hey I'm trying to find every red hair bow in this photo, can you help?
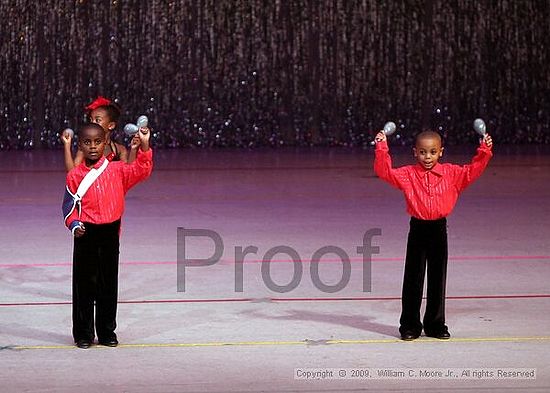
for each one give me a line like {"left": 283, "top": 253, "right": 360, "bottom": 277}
{"left": 86, "top": 96, "right": 112, "bottom": 111}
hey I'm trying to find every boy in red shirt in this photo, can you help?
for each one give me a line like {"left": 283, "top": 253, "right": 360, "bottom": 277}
{"left": 62, "top": 123, "right": 153, "bottom": 349}
{"left": 374, "top": 129, "right": 493, "bottom": 340}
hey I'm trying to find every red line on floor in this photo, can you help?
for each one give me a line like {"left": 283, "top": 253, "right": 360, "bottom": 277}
{"left": 1, "top": 255, "right": 550, "bottom": 268}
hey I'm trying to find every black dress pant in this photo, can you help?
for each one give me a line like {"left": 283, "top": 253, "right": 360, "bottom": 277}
{"left": 399, "top": 217, "right": 448, "bottom": 335}
{"left": 72, "top": 220, "right": 120, "bottom": 342}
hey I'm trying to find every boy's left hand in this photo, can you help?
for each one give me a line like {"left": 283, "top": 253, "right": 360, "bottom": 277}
{"left": 138, "top": 126, "right": 151, "bottom": 151}
{"left": 483, "top": 134, "right": 492, "bottom": 148}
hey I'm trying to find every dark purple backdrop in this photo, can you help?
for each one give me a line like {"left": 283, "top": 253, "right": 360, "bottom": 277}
{"left": 1, "top": 0, "right": 549, "bottom": 149}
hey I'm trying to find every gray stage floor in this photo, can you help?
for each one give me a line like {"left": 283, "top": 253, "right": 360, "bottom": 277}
{"left": 1, "top": 145, "right": 549, "bottom": 392}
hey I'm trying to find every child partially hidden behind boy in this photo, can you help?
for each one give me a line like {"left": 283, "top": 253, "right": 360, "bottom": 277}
{"left": 374, "top": 129, "right": 493, "bottom": 340}
{"left": 62, "top": 123, "right": 153, "bottom": 348}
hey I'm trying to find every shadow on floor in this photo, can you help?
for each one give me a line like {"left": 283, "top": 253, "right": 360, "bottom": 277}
{"left": 241, "top": 308, "right": 397, "bottom": 338}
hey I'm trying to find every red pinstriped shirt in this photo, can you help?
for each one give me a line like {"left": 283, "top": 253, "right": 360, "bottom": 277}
{"left": 64, "top": 149, "right": 153, "bottom": 227}
{"left": 374, "top": 141, "right": 492, "bottom": 220}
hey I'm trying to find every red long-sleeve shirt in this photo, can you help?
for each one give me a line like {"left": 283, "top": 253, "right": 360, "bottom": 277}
{"left": 64, "top": 148, "right": 153, "bottom": 228}
{"left": 374, "top": 141, "right": 492, "bottom": 220}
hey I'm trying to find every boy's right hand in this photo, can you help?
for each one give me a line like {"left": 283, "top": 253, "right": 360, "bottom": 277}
{"left": 60, "top": 130, "right": 72, "bottom": 146}
{"left": 74, "top": 224, "right": 86, "bottom": 238}
{"left": 375, "top": 131, "right": 386, "bottom": 143}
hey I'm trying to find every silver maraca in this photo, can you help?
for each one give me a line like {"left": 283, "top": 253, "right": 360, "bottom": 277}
{"left": 136, "top": 115, "right": 148, "bottom": 129}
{"left": 473, "top": 118, "right": 486, "bottom": 136}
{"left": 124, "top": 115, "right": 149, "bottom": 137}
{"left": 383, "top": 121, "right": 397, "bottom": 136}
{"left": 372, "top": 121, "right": 397, "bottom": 145}
{"left": 62, "top": 128, "right": 74, "bottom": 138}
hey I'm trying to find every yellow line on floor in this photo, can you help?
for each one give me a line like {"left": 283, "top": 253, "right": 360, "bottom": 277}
{"left": 7, "top": 336, "right": 550, "bottom": 350}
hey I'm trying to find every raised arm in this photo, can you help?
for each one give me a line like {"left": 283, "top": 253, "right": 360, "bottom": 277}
{"left": 61, "top": 131, "right": 76, "bottom": 172}
{"left": 374, "top": 131, "right": 406, "bottom": 190}
{"left": 121, "top": 127, "right": 153, "bottom": 190}
{"left": 127, "top": 134, "right": 140, "bottom": 163}
{"left": 454, "top": 134, "right": 493, "bottom": 191}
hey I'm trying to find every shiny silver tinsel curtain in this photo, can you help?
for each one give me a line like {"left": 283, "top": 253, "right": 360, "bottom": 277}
{"left": 1, "top": 0, "right": 549, "bottom": 149}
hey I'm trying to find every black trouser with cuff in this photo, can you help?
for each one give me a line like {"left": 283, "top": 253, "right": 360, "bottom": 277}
{"left": 399, "top": 217, "right": 448, "bottom": 335}
{"left": 72, "top": 220, "right": 121, "bottom": 342}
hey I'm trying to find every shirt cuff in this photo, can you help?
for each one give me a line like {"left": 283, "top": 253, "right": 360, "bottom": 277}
{"left": 479, "top": 142, "right": 493, "bottom": 154}
{"left": 69, "top": 220, "right": 82, "bottom": 235}
{"left": 137, "top": 148, "right": 153, "bottom": 162}
{"left": 375, "top": 140, "right": 389, "bottom": 151}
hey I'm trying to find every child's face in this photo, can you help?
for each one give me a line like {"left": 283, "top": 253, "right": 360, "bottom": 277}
{"left": 89, "top": 108, "right": 115, "bottom": 134}
{"left": 413, "top": 136, "right": 444, "bottom": 170}
{"left": 78, "top": 126, "right": 106, "bottom": 164}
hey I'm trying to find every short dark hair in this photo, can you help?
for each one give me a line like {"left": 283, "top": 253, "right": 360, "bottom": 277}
{"left": 78, "top": 123, "right": 106, "bottom": 137}
{"left": 415, "top": 130, "right": 442, "bottom": 146}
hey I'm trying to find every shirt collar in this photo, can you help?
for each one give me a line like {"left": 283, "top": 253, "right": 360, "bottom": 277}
{"left": 414, "top": 162, "right": 443, "bottom": 176}
{"left": 82, "top": 156, "right": 106, "bottom": 171}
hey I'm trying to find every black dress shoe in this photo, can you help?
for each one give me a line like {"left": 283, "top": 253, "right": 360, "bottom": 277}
{"left": 400, "top": 331, "right": 420, "bottom": 341}
{"left": 425, "top": 328, "right": 451, "bottom": 340}
{"left": 75, "top": 340, "right": 92, "bottom": 349}
{"left": 98, "top": 338, "right": 119, "bottom": 347}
